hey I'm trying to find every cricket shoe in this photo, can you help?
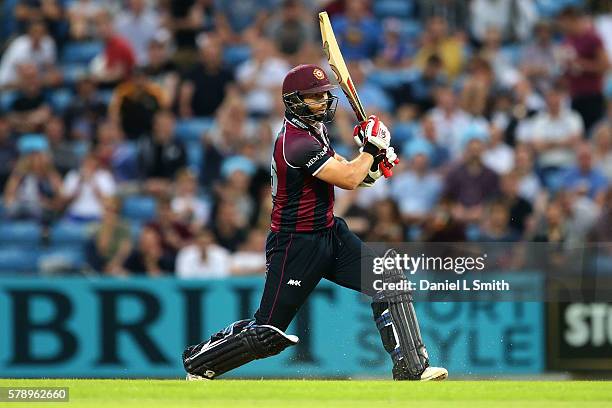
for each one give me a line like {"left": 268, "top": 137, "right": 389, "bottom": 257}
{"left": 186, "top": 373, "right": 210, "bottom": 381}
{"left": 418, "top": 366, "right": 448, "bottom": 381}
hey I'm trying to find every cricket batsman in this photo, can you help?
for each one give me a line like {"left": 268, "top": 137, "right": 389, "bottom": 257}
{"left": 182, "top": 64, "right": 448, "bottom": 381}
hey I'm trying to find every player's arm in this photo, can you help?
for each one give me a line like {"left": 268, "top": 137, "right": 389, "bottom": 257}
{"left": 316, "top": 151, "right": 374, "bottom": 190}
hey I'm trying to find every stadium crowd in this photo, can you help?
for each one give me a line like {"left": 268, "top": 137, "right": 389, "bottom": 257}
{"left": 0, "top": 0, "right": 610, "bottom": 277}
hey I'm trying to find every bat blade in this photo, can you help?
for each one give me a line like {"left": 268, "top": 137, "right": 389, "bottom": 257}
{"left": 319, "top": 11, "right": 367, "bottom": 123}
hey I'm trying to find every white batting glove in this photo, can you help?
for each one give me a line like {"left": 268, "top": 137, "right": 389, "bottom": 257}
{"left": 364, "top": 115, "right": 391, "bottom": 151}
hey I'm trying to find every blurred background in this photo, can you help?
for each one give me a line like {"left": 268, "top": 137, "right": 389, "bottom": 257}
{"left": 0, "top": 0, "right": 611, "bottom": 379}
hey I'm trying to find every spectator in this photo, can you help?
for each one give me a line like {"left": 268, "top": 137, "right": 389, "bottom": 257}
{"left": 236, "top": 37, "right": 289, "bottom": 117}
{"left": 176, "top": 229, "right": 230, "bottom": 278}
{"left": 337, "top": 61, "right": 393, "bottom": 114}
{"left": 3, "top": 135, "right": 62, "bottom": 224}
{"left": 139, "top": 110, "right": 187, "bottom": 194}
{"left": 393, "top": 54, "right": 447, "bottom": 112}
{"left": 478, "top": 26, "right": 521, "bottom": 88}
{"left": 124, "top": 225, "right": 175, "bottom": 275}
{"left": 499, "top": 171, "right": 533, "bottom": 236}
{"left": 390, "top": 139, "right": 442, "bottom": 225}
{"left": 375, "top": 18, "right": 412, "bottom": 68}
{"left": 146, "top": 196, "right": 193, "bottom": 260}
{"left": 7, "top": 66, "right": 52, "bottom": 134}
{"left": 0, "top": 20, "right": 60, "bottom": 89}
{"left": 527, "top": 86, "right": 584, "bottom": 188}
{"left": 473, "top": 200, "right": 520, "bottom": 242}
{"left": 330, "top": 0, "right": 382, "bottom": 61}
{"left": 482, "top": 125, "right": 514, "bottom": 175}
{"left": 14, "top": 0, "right": 63, "bottom": 43}
{"left": 45, "top": 116, "right": 80, "bottom": 176}
{"left": 469, "top": 0, "right": 537, "bottom": 44}
{"left": 216, "top": 156, "right": 257, "bottom": 224}
{"left": 459, "top": 56, "right": 495, "bottom": 117}
{"left": 94, "top": 121, "right": 139, "bottom": 183}
{"left": 422, "top": 200, "right": 467, "bottom": 241}
{"left": 532, "top": 198, "right": 567, "bottom": 244}
{"left": 557, "top": 6, "right": 610, "bottom": 131}
{"left": 108, "top": 67, "right": 167, "bottom": 139}
{"left": 142, "top": 32, "right": 180, "bottom": 107}
{"left": 165, "top": 0, "right": 215, "bottom": 52}
{"left": 428, "top": 86, "right": 472, "bottom": 159}
{"left": 67, "top": 0, "right": 104, "bottom": 40}
{"left": 179, "top": 33, "right": 235, "bottom": 118}
{"left": 90, "top": 10, "right": 136, "bottom": 86}
{"left": 412, "top": 114, "right": 450, "bottom": 168}
{"left": 591, "top": 123, "right": 612, "bottom": 180}
{"left": 215, "top": 0, "right": 275, "bottom": 44}
{"left": 0, "top": 116, "right": 17, "bottom": 190}
{"left": 172, "top": 168, "right": 211, "bottom": 230}
{"left": 520, "top": 20, "right": 560, "bottom": 92}
{"left": 414, "top": 16, "right": 464, "bottom": 78}
{"left": 443, "top": 128, "right": 500, "bottom": 223}
{"left": 114, "top": 0, "right": 161, "bottom": 65}
{"left": 560, "top": 143, "right": 608, "bottom": 206}
{"left": 417, "top": 0, "right": 468, "bottom": 34}
{"left": 210, "top": 199, "right": 248, "bottom": 252}
{"left": 230, "top": 229, "right": 267, "bottom": 275}
{"left": 367, "top": 198, "right": 404, "bottom": 242}
{"left": 513, "top": 143, "right": 543, "bottom": 204}
{"left": 61, "top": 154, "right": 117, "bottom": 222}
{"left": 265, "top": 0, "right": 316, "bottom": 59}
{"left": 64, "top": 75, "right": 107, "bottom": 142}
{"left": 85, "top": 197, "right": 132, "bottom": 275}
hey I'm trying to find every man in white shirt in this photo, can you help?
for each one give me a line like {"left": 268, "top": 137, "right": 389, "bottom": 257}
{"left": 114, "top": 0, "right": 161, "bottom": 65}
{"left": 176, "top": 229, "right": 231, "bottom": 279}
{"left": 0, "top": 21, "right": 57, "bottom": 89}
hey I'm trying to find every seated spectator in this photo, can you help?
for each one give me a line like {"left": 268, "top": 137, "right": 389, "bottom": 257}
{"left": 164, "top": 0, "right": 214, "bottom": 52}
{"left": 210, "top": 199, "right": 248, "bottom": 252}
{"left": 0, "top": 116, "right": 17, "bottom": 190}
{"left": 390, "top": 139, "right": 442, "bottom": 225}
{"left": 265, "top": 0, "right": 316, "bottom": 59}
{"left": 108, "top": 67, "right": 168, "bottom": 139}
{"left": 124, "top": 225, "right": 175, "bottom": 275}
{"left": 414, "top": 16, "right": 464, "bottom": 79}
{"left": 172, "top": 168, "right": 211, "bottom": 230}
{"left": 7, "top": 66, "right": 52, "bottom": 134}
{"left": 411, "top": 114, "right": 450, "bottom": 169}
{"left": 61, "top": 154, "right": 117, "bottom": 222}
{"left": 176, "top": 229, "right": 231, "bottom": 279}
{"left": 139, "top": 110, "right": 187, "bottom": 194}
{"left": 146, "top": 196, "right": 193, "bottom": 261}
{"left": 393, "top": 54, "right": 446, "bottom": 113}
{"left": 428, "top": 86, "right": 472, "bottom": 159}
{"left": 216, "top": 156, "right": 257, "bottom": 225}
{"left": 94, "top": 121, "right": 139, "bottom": 183}
{"left": 591, "top": 123, "right": 612, "bottom": 181}
{"left": 499, "top": 172, "right": 533, "bottom": 237}
{"left": 337, "top": 61, "right": 393, "bottom": 114}
{"left": 230, "top": 229, "right": 267, "bottom": 275}
{"left": 14, "top": 0, "right": 64, "bottom": 43}
{"left": 527, "top": 86, "right": 584, "bottom": 188}
{"left": 473, "top": 200, "right": 520, "bottom": 242}
{"left": 366, "top": 198, "right": 404, "bottom": 242}
{"left": 482, "top": 125, "right": 514, "bottom": 175}
{"left": 469, "top": 0, "right": 536, "bottom": 44}
{"left": 513, "top": 144, "right": 543, "bottom": 204}
{"left": 520, "top": 20, "right": 559, "bottom": 92}
{"left": 375, "top": 18, "right": 412, "bottom": 69}
{"left": 142, "top": 31, "right": 179, "bottom": 106}
{"left": 114, "top": 0, "right": 161, "bottom": 65}
{"left": 478, "top": 26, "right": 520, "bottom": 88}
{"left": 3, "top": 135, "right": 62, "bottom": 224}
{"left": 67, "top": 0, "right": 104, "bottom": 40}
{"left": 85, "top": 197, "right": 132, "bottom": 275}
{"left": 459, "top": 56, "right": 495, "bottom": 118}
{"left": 45, "top": 116, "right": 80, "bottom": 176}
{"left": 236, "top": 37, "right": 289, "bottom": 117}
{"left": 443, "top": 128, "right": 500, "bottom": 223}
{"left": 422, "top": 200, "right": 467, "bottom": 242}
{"left": 0, "top": 20, "right": 60, "bottom": 89}
{"left": 560, "top": 143, "right": 609, "bottom": 206}
{"left": 330, "top": 0, "right": 382, "bottom": 61}
{"left": 90, "top": 10, "right": 136, "bottom": 86}
{"left": 64, "top": 76, "right": 107, "bottom": 142}
{"left": 215, "top": 0, "right": 274, "bottom": 44}
{"left": 179, "top": 33, "right": 235, "bottom": 118}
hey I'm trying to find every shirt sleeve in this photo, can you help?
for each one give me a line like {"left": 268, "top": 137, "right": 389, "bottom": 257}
{"left": 284, "top": 134, "right": 333, "bottom": 176}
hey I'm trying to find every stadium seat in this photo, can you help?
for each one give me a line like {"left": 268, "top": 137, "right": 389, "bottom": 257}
{"left": 223, "top": 45, "right": 251, "bottom": 66}
{"left": 122, "top": 195, "right": 157, "bottom": 222}
{"left": 0, "top": 247, "right": 39, "bottom": 274}
{"left": 50, "top": 88, "right": 74, "bottom": 113}
{"left": 0, "top": 90, "right": 17, "bottom": 112}
{"left": 38, "top": 246, "right": 86, "bottom": 274}
{"left": 49, "top": 221, "right": 93, "bottom": 246}
{"left": 366, "top": 69, "right": 417, "bottom": 89}
{"left": 175, "top": 118, "right": 214, "bottom": 142}
{"left": 0, "top": 221, "right": 41, "bottom": 246}
{"left": 61, "top": 41, "right": 103, "bottom": 64}
{"left": 186, "top": 140, "right": 204, "bottom": 170}
{"left": 60, "top": 63, "right": 89, "bottom": 84}
{"left": 373, "top": 0, "right": 414, "bottom": 19}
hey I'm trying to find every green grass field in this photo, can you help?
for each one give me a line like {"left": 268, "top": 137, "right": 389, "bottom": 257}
{"left": 0, "top": 379, "right": 611, "bottom": 408}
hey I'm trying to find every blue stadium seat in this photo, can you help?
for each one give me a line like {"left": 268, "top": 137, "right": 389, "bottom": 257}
{"left": 0, "top": 247, "right": 39, "bottom": 274}
{"left": 399, "top": 20, "right": 423, "bottom": 42}
{"left": 0, "top": 90, "right": 17, "bottom": 111}
{"left": 536, "top": 0, "right": 583, "bottom": 18}
{"left": 60, "top": 63, "right": 88, "bottom": 84}
{"left": 366, "top": 69, "right": 417, "bottom": 89}
{"left": 223, "top": 45, "right": 251, "bottom": 66}
{"left": 186, "top": 140, "right": 203, "bottom": 170}
{"left": 61, "top": 41, "right": 103, "bottom": 64}
{"left": 373, "top": 0, "right": 414, "bottom": 19}
{"left": 0, "top": 221, "right": 41, "bottom": 246}
{"left": 50, "top": 88, "right": 74, "bottom": 113}
{"left": 122, "top": 195, "right": 157, "bottom": 222}
{"left": 50, "top": 221, "right": 92, "bottom": 246}
{"left": 38, "top": 246, "right": 86, "bottom": 273}
{"left": 175, "top": 118, "right": 214, "bottom": 142}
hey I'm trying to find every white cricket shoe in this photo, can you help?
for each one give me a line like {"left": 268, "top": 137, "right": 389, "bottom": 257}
{"left": 186, "top": 373, "right": 209, "bottom": 381}
{"left": 418, "top": 366, "right": 448, "bottom": 381}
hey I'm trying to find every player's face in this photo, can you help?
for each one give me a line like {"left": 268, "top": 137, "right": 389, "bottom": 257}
{"left": 303, "top": 92, "right": 329, "bottom": 115}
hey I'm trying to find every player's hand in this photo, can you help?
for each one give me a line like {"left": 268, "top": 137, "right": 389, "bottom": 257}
{"left": 352, "top": 121, "right": 368, "bottom": 147}
{"left": 364, "top": 115, "right": 391, "bottom": 151}
{"left": 370, "top": 147, "right": 400, "bottom": 179}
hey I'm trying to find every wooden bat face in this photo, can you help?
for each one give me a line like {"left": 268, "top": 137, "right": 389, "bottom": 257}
{"left": 319, "top": 11, "right": 367, "bottom": 123}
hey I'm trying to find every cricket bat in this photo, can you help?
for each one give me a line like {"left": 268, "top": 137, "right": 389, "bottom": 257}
{"left": 319, "top": 11, "right": 367, "bottom": 126}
